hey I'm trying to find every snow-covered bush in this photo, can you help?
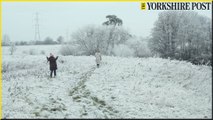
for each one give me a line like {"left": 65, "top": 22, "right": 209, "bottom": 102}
{"left": 2, "top": 61, "right": 35, "bottom": 73}
{"left": 113, "top": 44, "right": 134, "bottom": 57}
{"left": 126, "top": 37, "right": 152, "bottom": 58}
{"left": 60, "top": 44, "right": 80, "bottom": 56}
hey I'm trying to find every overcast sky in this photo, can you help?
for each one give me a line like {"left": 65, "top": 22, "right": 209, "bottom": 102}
{"left": 2, "top": 2, "right": 212, "bottom": 42}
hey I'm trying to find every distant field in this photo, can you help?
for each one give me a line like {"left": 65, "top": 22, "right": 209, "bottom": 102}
{"left": 2, "top": 45, "right": 62, "bottom": 56}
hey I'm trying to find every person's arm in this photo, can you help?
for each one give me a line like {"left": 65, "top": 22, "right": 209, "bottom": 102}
{"left": 46, "top": 56, "right": 49, "bottom": 63}
{"left": 55, "top": 56, "right": 59, "bottom": 60}
{"left": 46, "top": 56, "right": 49, "bottom": 61}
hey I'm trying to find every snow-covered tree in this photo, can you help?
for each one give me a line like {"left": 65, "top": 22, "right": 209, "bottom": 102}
{"left": 149, "top": 11, "right": 212, "bottom": 65}
{"left": 102, "top": 15, "right": 123, "bottom": 26}
{"left": 57, "top": 36, "right": 64, "bottom": 44}
{"left": 113, "top": 44, "right": 134, "bottom": 57}
{"left": 70, "top": 25, "right": 131, "bottom": 56}
{"left": 127, "top": 36, "right": 152, "bottom": 57}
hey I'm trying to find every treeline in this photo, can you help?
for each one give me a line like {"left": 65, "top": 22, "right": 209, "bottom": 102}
{"left": 2, "top": 36, "right": 65, "bottom": 46}
{"left": 60, "top": 15, "right": 152, "bottom": 57}
{"left": 61, "top": 12, "right": 211, "bottom": 65}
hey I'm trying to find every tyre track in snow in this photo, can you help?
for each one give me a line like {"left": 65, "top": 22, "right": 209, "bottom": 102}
{"left": 68, "top": 65, "right": 119, "bottom": 118}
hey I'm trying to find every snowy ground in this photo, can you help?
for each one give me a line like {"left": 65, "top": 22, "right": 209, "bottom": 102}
{"left": 2, "top": 46, "right": 212, "bottom": 118}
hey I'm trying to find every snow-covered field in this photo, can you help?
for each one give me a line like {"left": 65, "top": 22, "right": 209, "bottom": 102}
{"left": 3, "top": 45, "right": 61, "bottom": 56}
{"left": 2, "top": 45, "right": 212, "bottom": 118}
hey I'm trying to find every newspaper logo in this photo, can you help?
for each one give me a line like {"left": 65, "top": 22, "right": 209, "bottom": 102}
{"left": 141, "top": 3, "right": 146, "bottom": 10}
{"left": 141, "top": 2, "right": 211, "bottom": 10}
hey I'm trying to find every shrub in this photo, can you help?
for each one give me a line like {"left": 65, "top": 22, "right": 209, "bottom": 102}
{"left": 113, "top": 44, "right": 134, "bottom": 57}
{"left": 60, "top": 45, "right": 79, "bottom": 56}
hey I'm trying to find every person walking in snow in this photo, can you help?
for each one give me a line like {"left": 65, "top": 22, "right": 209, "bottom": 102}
{"left": 46, "top": 53, "right": 58, "bottom": 78}
{"left": 95, "top": 49, "right": 102, "bottom": 68}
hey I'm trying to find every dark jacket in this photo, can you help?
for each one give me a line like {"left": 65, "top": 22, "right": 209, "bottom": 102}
{"left": 47, "top": 56, "right": 58, "bottom": 70}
